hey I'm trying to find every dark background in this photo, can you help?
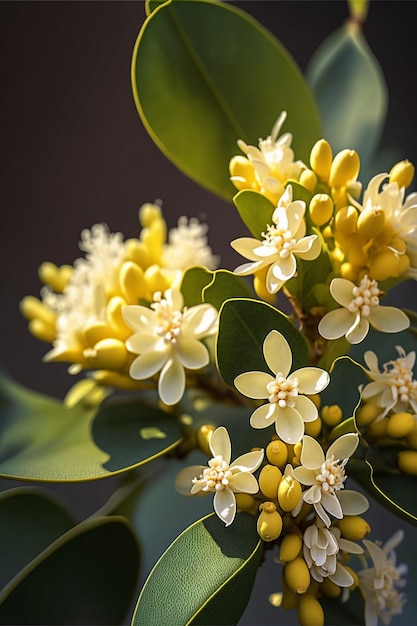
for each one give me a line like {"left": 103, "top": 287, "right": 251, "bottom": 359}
{"left": 1, "top": 2, "right": 417, "bottom": 624}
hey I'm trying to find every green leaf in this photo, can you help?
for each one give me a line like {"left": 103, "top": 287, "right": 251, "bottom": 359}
{"left": 203, "top": 269, "right": 254, "bottom": 310}
{"left": 322, "top": 356, "right": 365, "bottom": 419}
{"left": 0, "top": 375, "right": 182, "bottom": 481}
{"left": 181, "top": 266, "right": 214, "bottom": 306}
{"left": 216, "top": 298, "right": 309, "bottom": 387}
{"left": 0, "top": 487, "right": 75, "bottom": 591}
{"left": 322, "top": 589, "right": 365, "bottom": 626}
{"left": 131, "top": 512, "right": 262, "bottom": 626}
{"left": 306, "top": 20, "right": 387, "bottom": 167}
{"left": 132, "top": 0, "right": 320, "bottom": 200}
{"left": 233, "top": 190, "right": 275, "bottom": 238}
{"left": 0, "top": 516, "right": 140, "bottom": 625}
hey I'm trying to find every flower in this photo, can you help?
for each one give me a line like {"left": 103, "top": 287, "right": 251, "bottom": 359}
{"left": 231, "top": 185, "right": 320, "bottom": 294}
{"left": 293, "top": 433, "right": 366, "bottom": 527}
{"left": 234, "top": 330, "right": 330, "bottom": 443}
{"left": 162, "top": 216, "right": 220, "bottom": 276}
{"left": 303, "top": 517, "right": 363, "bottom": 585}
{"left": 358, "top": 530, "right": 408, "bottom": 626}
{"left": 123, "top": 288, "right": 218, "bottom": 405}
{"left": 360, "top": 347, "right": 417, "bottom": 420}
{"left": 318, "top": 275, "right": 410, "bottom": 344}
{"left": 175, "top": 426, "right": 264, "bottom": 526}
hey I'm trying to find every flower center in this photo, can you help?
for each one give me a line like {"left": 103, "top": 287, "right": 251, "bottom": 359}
{"left": 151, "top": 293, "right": 184, "bottom": 344}
{"left": 267, "top": 374, "right": 299, "bottom": 407}
{"left": 193, "top": 455, "right": 232, "bottom": 492}
{"left": 315, "top": 455, "right": 347, "bottom": 493}
{"left": 348, "top": 275, "right": 381, "bottom": 317}
{"left": 386, "top": 354, "right": 417, "bottom": 405}
{"left": 262, "top": 224, "right": 296, "bottom": 259}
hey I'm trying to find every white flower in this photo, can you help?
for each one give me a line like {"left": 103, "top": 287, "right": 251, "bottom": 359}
{"left": 231, "top": 111, "right": 305, "bottom": 199}
{"left": 162, "top": 216, "right": 219, "bottom": 273}
{"left": 318, "top": 275, "right": 410, "bottom": 344}
{"left": 123, "top": 288, "right": 218, "bottom": 405}
{"left": 175, "top": 426, "right": 264, "bottom": 526}
{"left": 303, "top": 517, "right": 363, "bottom": 585}
{"left": 358, "top": 530, "right": 408, "bottom": 626}
{"left": 293, "top": 434, "right": 367, "bottom": 527}
{"left": 231, "top": 185, "right": 320, "bottom": 294}
{"left": 361, "top": 347, "right": 417, "bottom": 420}
{"left": 234, "top": 330, "right": 330, "bottom": 443}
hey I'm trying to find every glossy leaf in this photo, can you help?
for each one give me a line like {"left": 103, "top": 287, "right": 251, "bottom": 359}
{"left": 0, "top": 516, "right": 140, "bottom": 625}
{"left": 233, "top": 190, "right": 275, "bottom": 238}
{"left": 322, "top": 589, "right": 365, "bottom": 626}
{"left": 132, "top": 0, "right": 320, "bottom": 200}
{"left": 0, "top": 487, "right": 75, "bottom": 591}
{"left": 0, "top": 375, "right": 182, "bottom": 481}
{"left": 132, "top": 512, "right": 262, "bottom": 626}
{"left": 181, "top": 266, "right": 214, "bottom": 306}
{"left": 203, "top": 269, "right": 254, "bottom": 310}
{"left": 216, "top": 298, "right": 309, "bottom": 387}
{"left": 306, "top": 20, "right": 387, "bottom": 167}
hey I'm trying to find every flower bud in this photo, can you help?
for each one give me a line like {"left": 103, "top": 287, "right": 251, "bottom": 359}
{"left": 281, "top": 576, "right": 298, "bottom": 610}
{"left": 229, "top": 155, "right": 257, "bottom": 190}
{"left": 141, "top": 219, "right": 167, "bottom": 263}
{"left": 84, "top": 338, "right": 128, "bottom": 370}
{"left": 340, "top": 262, "right": 360, "bottom": 282}
{"left": 386, "top": 412, "right": 415, "bottom": 439}
{"left": 356, "top": 402, "right": 380, "bottom": 427}
{"left": 144, "top": 265, "right": 170, "bottom": 295}
{"left": 279, "top": 532, "right": 302, "bottom": 562}
{"left": 28, "top": 318, "right": 56, "bottom": 343}
{"left": 93, "top": 369, "right": 141, "bottom": 390}
{"left": 284, "top": 557, "right": 311, "bottom": 594}
{"left": 304, "top": 417, "right": 322, "bottom": 438}
{"left": 297, "top": 594, "right": 324, "bottom": 626}
{"left": 257, "top": 502, "right": 283, "bottom": 542}
{"left": 344, "top": 235, "right": 368, "bottom": 266}
{"left": 334, "top": 205, "right": 358, "bottom": 236}
{"left": 366, "top": 418, "right": 388, "bottom": 439}
{"left": 310, "top": 139, "right": 333, "bottom": 182}
{"left": 321, "top": 404, "right": 343, "bottom": 427}
{"left": 119, "top": 261, "right": 148, "bottom": 304}
{"left": 254, "top": 267, "right": 276, "bottom": 304}
{"left": 139, "top": 202, "right": 162, "bottom": 227}
{"left": 389, "top": 160, "right": 415, "bottom": 189}
{"left": 196, "top": 424, "right": 216, "bottom": 456}
{"left": 125, "top": 239, "right": 150, "bottom": 269}
{"left": 266, "top": 440, "right": 288, "bottom": 468}
{"left": 338, "top": 515, "right": 371, "bottom": 541}
{"left": 368, "top": 250, "right": 400, "bottom": 282}
{"left": 398, "top": 450, "right": 417, "bottom": 475}
{"left": 235, "top": 493, "right": 258, "bottom": 515}
{"left": 19, "top": 295, "right": 56, "bottom": 326}
{"left": 107, "top": 296, "right": 131, "bottom": 339}
{"left": 357, "top": 207, "right": 385, "bottom": 241}
{"left": 38, "top": 262, "right": 72, "bottom": 292}
{"left": 329, "top": 149, "right": 360, "bottom": 188}
{"left": 259, "top": 464, "right": 282, "bottom": 499}
{"left": 278, "top": 473, "right": 302, "bottom": 512}
{"left": 292, "top": 442, "right": 302, "bottom": 466}
{"left": 406, "top": 421, "right": 417, "bottom": 449}
{"left": 309, "top": 194, "right": 334, "bottom": 227}
{"left": 321, "top": 577, "right": 341, "bottom": 598}
{"left": 299, "top": 169, "right": 317, "bottom": 194}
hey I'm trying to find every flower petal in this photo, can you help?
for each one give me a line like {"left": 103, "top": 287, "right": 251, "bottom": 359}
{"left": 293, "top": 466, "right": 316, "bottom": 486}
{"left": 318, "top": 309, "right": 356, "bottom": 340}
{"left": 250, "top": 402, "right": 277, "bottom": 429}
{"left": 330, "top": 278, "right": 355, "bottom": 308}
{"left": 209, "top": 426, "right": 231, "bottom": 464}
{"left": 234, "top": 371, "right": 273, "bottom": 399}
{"left": 327, "top": 433, "right": 359, "bottom": 461}
{"left": 126, "top": 333, "right": 161, "bottom": 355}
{"left": 265, "top": 263, "right": 284, "bottom": 293}
{"left": 275, "top": 406, "right": 305, "bottom": 443}
{"left": 230, "top": 237, "right": 264, "bottom": 261}
{"left": 293, "top": 367, "right": 330, "bottom": 394}
{"left": 271, "top": 254, "right": 296, "bottom": 281}
{"left": 214, "top": 488, "right": 236, "bottom": 526}
{"left": 300, "top": 435, "right": 325, "bottom": 469}
{"left": 158, "top": 356, "right": 185, "bottom": 405}
{"left": 230, "top": 472, "right": 259, "bottom": 494}
{"left": 337, "top": 489, "right": 369, "bottom": 515}
{"left": 330, "top": 562, "right": 354, "bottom": 588}
{"left": 293, "top": 395, "right": 319, "bottom": 422}
{"left": 231, "top": 449, "right": 264, "bottom": 473}
{"left": 129, "top": 350, "right": 167, "bottom": 380}
{"left": 182, "top": 304, "right": 218, "bottom": 337}
{"left": 295, "top": 235, "right": 321, "bottom": 260}
{"left": 369, "top": 306, "right": 410, "bottom": 333}
{"left": 234, "top": 260, "right": 265, "bottom": 276}
{"left": 122, "top": 305, "right": 156, "bottom": 333}
{"left": 176, "top": 339, "right": 209, "bottom": 370}
{"left": 263, "top": 330, "right": 292, "bottom": 377}
{"left": 321, "top": 491, "right": 343, "bottom": 519}
{"left": 175, "top": 466, "right": 205, "bottom": 495}
{"left": 346, "top": 316, "right": 370, "bottom": 344}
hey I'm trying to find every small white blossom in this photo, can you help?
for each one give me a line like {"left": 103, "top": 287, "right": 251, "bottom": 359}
{"left": 318, "top": 276, "right": 409, "bottom": 344}
{"left": 123, "top": 288, "right": 218, "bottom": 405}
{"left": 162, "top": 216, "right": 219, "bottom": 272}
{"left": 231, "top": 185, "right": 320, "bottom": 294}
{"left": 175, "top": 426, "right": 264, "bottom": 526}
{"left": 234, "top": 330, "right": 329, "bottom": 443}
{"left": 293, "top": 434, "right": 367, "bottom": 527}
{"left": 358, "top": 530, "right": 408, "bottom": 626}
{"left": 360, "top": 347, "right": 417, "bottom": 420}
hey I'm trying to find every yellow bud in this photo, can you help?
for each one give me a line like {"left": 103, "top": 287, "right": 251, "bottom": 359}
{"left": 344, "top": 235, "right": 368, "bottom": 266}
{"left": 340, "top": 262, "right": 360, "bottom": 282}
{"left": 309, "top": 194, "right": 334, "bottom": 227}
{"left": 119, "top": 261, "right": 148, "bottom": 304}
{"left": 329, "top": 149, "right": 360, "bottom": 188}
{"left": 259, "top": 464, "right": 282, "bottom": 499}
{"left": 389, "top": 160, "right": 415, "bottom": 189}
{"left": 229, "top": 155, "right": 257, "bottom": 190}
{"left": 19, "top": 295, "right": 56, "bottom": 326}
{"left": 28, "top": 318, "right": 56, "bottom": 343}
{"left": 278, "top": 474, "right": 302, "bottom": 512}
{"left": 279, "top": 533, "right": 302, "bottom": 562}
{"left": 321, "top": 577, "right": 341, "bottom": 598}
{"left": 106, "top": 296, "right": 131, "bottom": 339}
{"left": 375, "top": 222, "right": 395, "bottom": 246}
{"left": 257, "top": 502, "right": 283, "bottom": 542}
{"left": 398, "top": 450, "right": 417, "bottom": 475}
{"left": 321, "top": 404, "right": 343, "bottom": 427}
{"left": 304, "top": 417, "right": 322, "bottom": 438}
{"left": 284, "top": 557, "right": 311, "bottom": 595}
{"left": 297, "top": 594, "right": 324, "bottom": 626}
{"left": 334, "top": 205, "right": 358, "bottom": 236}
{"left": 93, "top": 369, "right": 141, "bottom": 390}
{"left": 138, "top": 202, "right": 162, "bottom": 227}
{"left": 266, "top": 440, "right": 288, "bottom": 468}
{"left": 299, "top": 169, "right": 318, "bottom": 194}
{"left": 332, "top": 186, "right": 349, "bottom": 211}
{"left": 356, "top": 402, "right": 380, "bottom": 427}
{"left": 386, "top": 412, "right": 415, "bottom": 439}
{"left": 281, "top": 576, "right": 298, "bottom": 610}
{"left": 406, "top": 421, "right": 417, "bottom": 449}
{"left": 196, "top": 424, "right": 216, "bottom": 457}
{"left": 368, "top": 249, "right": 400, "bottom": 281}
{"left": 366, "top": 418, "right": 388, "bottom": 439}
{"left": 38, "top": 262, "right": 72, "bottom": 292}
{"left": 83, "top": 320, "right": 114, "bottom": 346}
{"left": 84, "top": 338, "right": 127, "bottom": 370}
{"left": 235, "top": 493, "right": 258, "bottom": 515}
{"left": 144, "top": 265, "right": 170, "bottom": 295}
{"left": 141, "top": 218, "right": 167, "bottom": 256}
{"left": 292, "top": 441, "right": 302, "bottom": 466}
{"left": 124, "top": 239, "right": 150, "bottom": 269}
{"left": 396, "top": 252, "right": 410, "bottom": 276}
{"left": 338, "top": 515, "right": 371, "bottom": 541}
{"left": 253, "top": 266, "right": 276, "bottom": 304}
{"left": 357, "top": 207, "right": 385, "bottom": 241}
{"left": 310, "top": 139, "right": 333, "bottom": 182}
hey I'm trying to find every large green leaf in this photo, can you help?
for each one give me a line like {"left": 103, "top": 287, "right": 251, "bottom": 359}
{"left": 216, "top": 298, "right": 309, "bottom": 387}
{"left": 233, "top": 190, "right": 275, "bottom": 238}
{"left": 306, "top": 20, "right": 387, "bottom": 167}
{"left": 322, "top": 589, "right": 365, "bottom": 626}
{"left": 0, "top": 487, "right": 75, "bottom": 591}
{"left": 181, "top": 266, "right": 214, "bottom": 306}
{"left": 132, "top": 0, "right": 320, "bottom": 200}
{"left": 203, "top": 269, "right": 254, "bottom": 310}
{"left": 132, "top": 512, "right": 262, "bottom": 626}
{"left": 0, "top": 516, "right": 139, "bottom": 625}
{"left": 0, "top": 375, "right": 182, "bottom": 481}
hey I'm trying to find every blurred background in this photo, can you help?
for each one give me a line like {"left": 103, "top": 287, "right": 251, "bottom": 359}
{"left": 1, "top": 2, "right": 417, "bottom": 624}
